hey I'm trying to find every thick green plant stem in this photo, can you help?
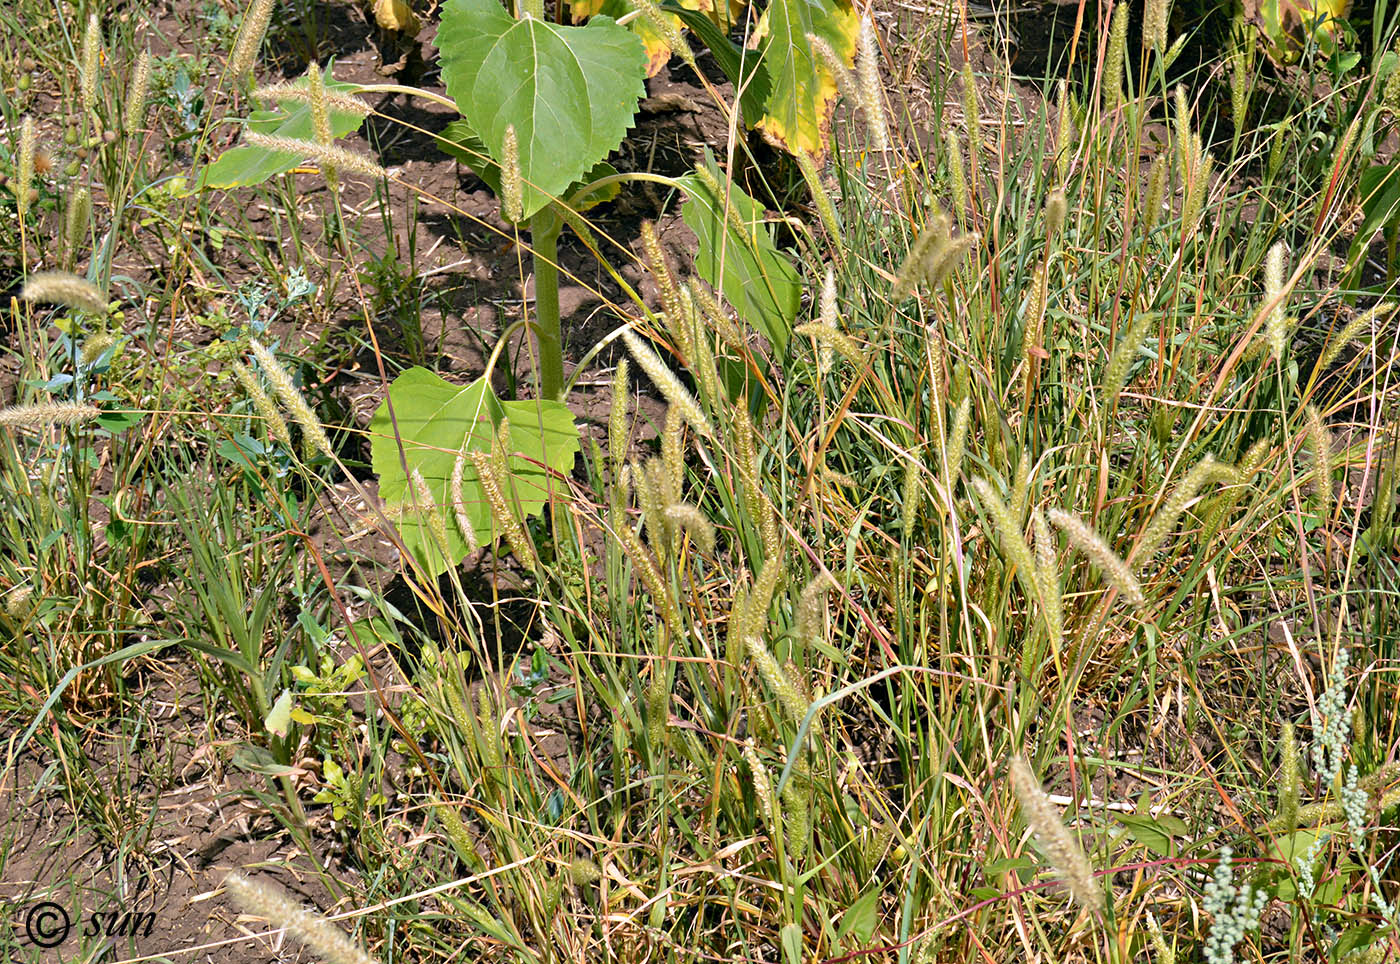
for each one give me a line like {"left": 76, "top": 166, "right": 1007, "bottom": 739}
{"left": 531, "top": 208, "right": 565, "bottom": 400}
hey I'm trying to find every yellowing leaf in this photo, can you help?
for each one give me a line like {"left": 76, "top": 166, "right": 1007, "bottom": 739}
{"left": 750, "top": 0, "right": 858, "bottom": 158}
{"left": 374, "top": 0, "right": 422, "bottom": 33}
{"left": 265, "top": 689, "right": 294, "bottom": 738}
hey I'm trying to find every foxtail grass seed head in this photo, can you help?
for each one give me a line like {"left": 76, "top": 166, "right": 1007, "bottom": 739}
{"left": 1182, "top": 150, "right": 1211, "bottom": 234}
{"left": 856, "top": 16, "right": 890, "bottom": 152}
{"left": 1008, "top": 756, "right": 1104, "bottom": 911}
{"left": 901, "top": 458, "right": 924, "bottom": 540}
{"left": 1103, "top": 1, "right": 1129, "bottom": 116}
{"left": 645, "top": 666, "right": 670, "bottom": 751}
{"left": 746, "top": 635, "right": 811, "bottom": 725}
{"left": 1055, "top": 81, "right": 1076, "bottom": 181}
{"left": 223, "top": 872, "right": 379, "bottom": 964}
{"left": 1264, "top": 242, "right": 1290, "bottom": 364}
{"left": 242, "top": 132, "right": 387, "bottom": 181}
{"left": 945, "top": 396, "right": 971, "bottom": 489}
{"left": 1279, "top": 722, "right": 1301, "bottom": 831}
{"left": 1173, "top": 86, "right": 1192, "bottom": 174}
{"left": 1048, "top": 507, "right": 1145, "bottom": 607}
{"left": 971, "top": 477, "right": 1039, "bottom": 602}
{"left": 795, "top": 573, "right": 835, "bottom": 647}
{"left": 621, "top": 327, "right": 713, "bottom": 437}
{"left": 927, "top": 232, "right": 977, "bottom": 289}
{"left": 660, "top": 405, "right": 684, "bottom": 507}
{"left": 961, "top": 62, "right": 981, "bottom": 154}
{"left": 500, "top": 124, "right": 523, "bottom": 222}
{"left": 307, "top": 63, "right": 333, "bottom": 147}
{"left": 665, "top": 503, "right": 715, "bottom": 555}
{"left": 1102, "top": 313, "right": 1151, "bottom": 403}
{"left": 642, "top": 221, "right": 682, "bottom": 332}
{"left": 230, "top": 0, "right": 277, "bottom": 79}
{"left": 1045, "top": 188, "right": 1067, "bottom": 242}
{"left": 125, "top": 50, "right": 152, "bottom": 135}
{"left": 1138, "top": 454, "right": 1232, "bottom": 559}
{"left": 1305, "top": 405, "right": 1334, "bottom": 520}
{"left": 609, "top": 358, "right": 630, "bottom": 476}
{"left": 615, "top": 516, "right": 682, "bottom": 634}
{"left": 1143, "top": 155, "right": 1168, "bottom": 233}
{"left": 795, "top": 150, "right": 842, "bottom": 251}
{"left": 469, "top": 449, "right": 537, "bottom": 570}
{"left": 1229, "top": 43, "right": 1249, "bottom": 137}
{"left": 449, "top": 446, "right": 480, "bottom": 552}
{"left": 1032, "top": 509, "right": 1063, "bottom": 654}
{"left": 4, "top": 585, "right": 34, "bottom": 618}
{"left": 808, "top": 32, "right": 855, "bottom": 101}
{"left": 1144, "top": 0, "right": 1170, "bottom": 52}
{"left": 16, "top": 116, "right": 36, "bottom": 220}
{"left": 0, "top": 400, "right": 101, "bottom": 430}
{"left": 945, "top": 129, "right": 968, "bottom": 224}
{"left": 688, "top": 278, "right": 744, "bottom": 349}
{"left": 79, "top": 333, "right": 115, "bottom": 365}
{"left": 795, "top": 323, "right": 863, "bottom": 368}
{"left": 1007, "top": 453, "right": 1031, "bottom": 524}
{"left": 231, "top": 360, "right": 293, "bottom": 449}
{"left": 1318, "top": 302, "right": 1395, "bottom": 372}
{"left": 733, "top": 408, "right": 780, "bottom": 558}
{"left": 254, "top": 82, "right": 371, "bottom": 117}
{"left": 80, "top": 15, "right": 101, "bottom": 113}
{"left": 893, "top": 217, "right": 948, "bottom": 301}
{"left": 743, "top": 739, "right": 776, "bottom": 830}
{"left": 636, "top": 0, "right": 694, "bottom": 68}
{"left": 410, "top": 468, "right": 453, "bottom": 564}
{"left": 64, "top": 186, "right": 91, "bottom": 262}
{"left": 1021, "top": 263, "right": 1048, "bottom": 391}
{"left": 22, "top": 271, "right": 107, "bottom": 314}
{"left": 248, "top": 340, "right": 335, "bottom": 460}
{"left": 568, "top": 857, "right": 602, "bottom": 887}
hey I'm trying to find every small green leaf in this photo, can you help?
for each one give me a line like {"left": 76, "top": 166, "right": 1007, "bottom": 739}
{"left": 265, "top": 688, "right": 294, "bottom": 738}
{"left": 677, "top": 152, "right": 800, "bottom": 355}
{"left": 1112, "top": 811, "right": 1186, "bottom": 856}
{"left": 780, "top": 922, "right": 803, "bottom": 964}
{"left": 835, "top": 888, "right": 879, "bottom": 945}
{"left": 197, "top": 67, "right": 366, "bottom": 189}
{"left": 437, "top": 0, "right": 646, "bottom": 220}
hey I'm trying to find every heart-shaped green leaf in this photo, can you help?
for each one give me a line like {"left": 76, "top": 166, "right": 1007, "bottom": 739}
{"left": 436, "top": 0, "right": 646, "bottom": 220}
{"left": 197, "top": 67, "right": 367, "bottom": 189}
{"left": 369, "top": 368, "right": 580, "bottom": 576}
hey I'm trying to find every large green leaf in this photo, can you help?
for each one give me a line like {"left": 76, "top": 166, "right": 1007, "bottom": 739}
{"left": 677, "top": 153, "right": 800, "bottom": 355}
{"left": 369, "top": 368, "right": 580, "bottom": 576}
{"left": 436, "top": 0, "right": 646, "bottom": 221}
{"left": 750, "top": 0, "right": 857, "bottom": 158}
{"left": 440, "top": 119, "right": 621, "bottom": 213}
{"left": 197, "top": 68, "right": 366, "bottom": 189}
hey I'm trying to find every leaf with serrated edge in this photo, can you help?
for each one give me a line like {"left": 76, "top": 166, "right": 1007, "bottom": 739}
{"left": 750, "top": 0, "right": 857, "bottom": 158}
{"left": 369, "top": 368, "right": 580, "bottom": 576}
{"left": 437, "top": 0, "right": 646, "bottom": 220}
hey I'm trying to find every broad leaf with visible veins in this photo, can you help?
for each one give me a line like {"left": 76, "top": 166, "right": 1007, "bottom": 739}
{"left": 677, "top": 152, "right": 799, "bottom": 355}
{"left": 436, "top": 0, "right": 646, "bottom": 220}
{"left": 370, "top": 368, "right": 580, "bottom": 576}
{"left": 750, "top": 0, "right": 857, "bottom": 158}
